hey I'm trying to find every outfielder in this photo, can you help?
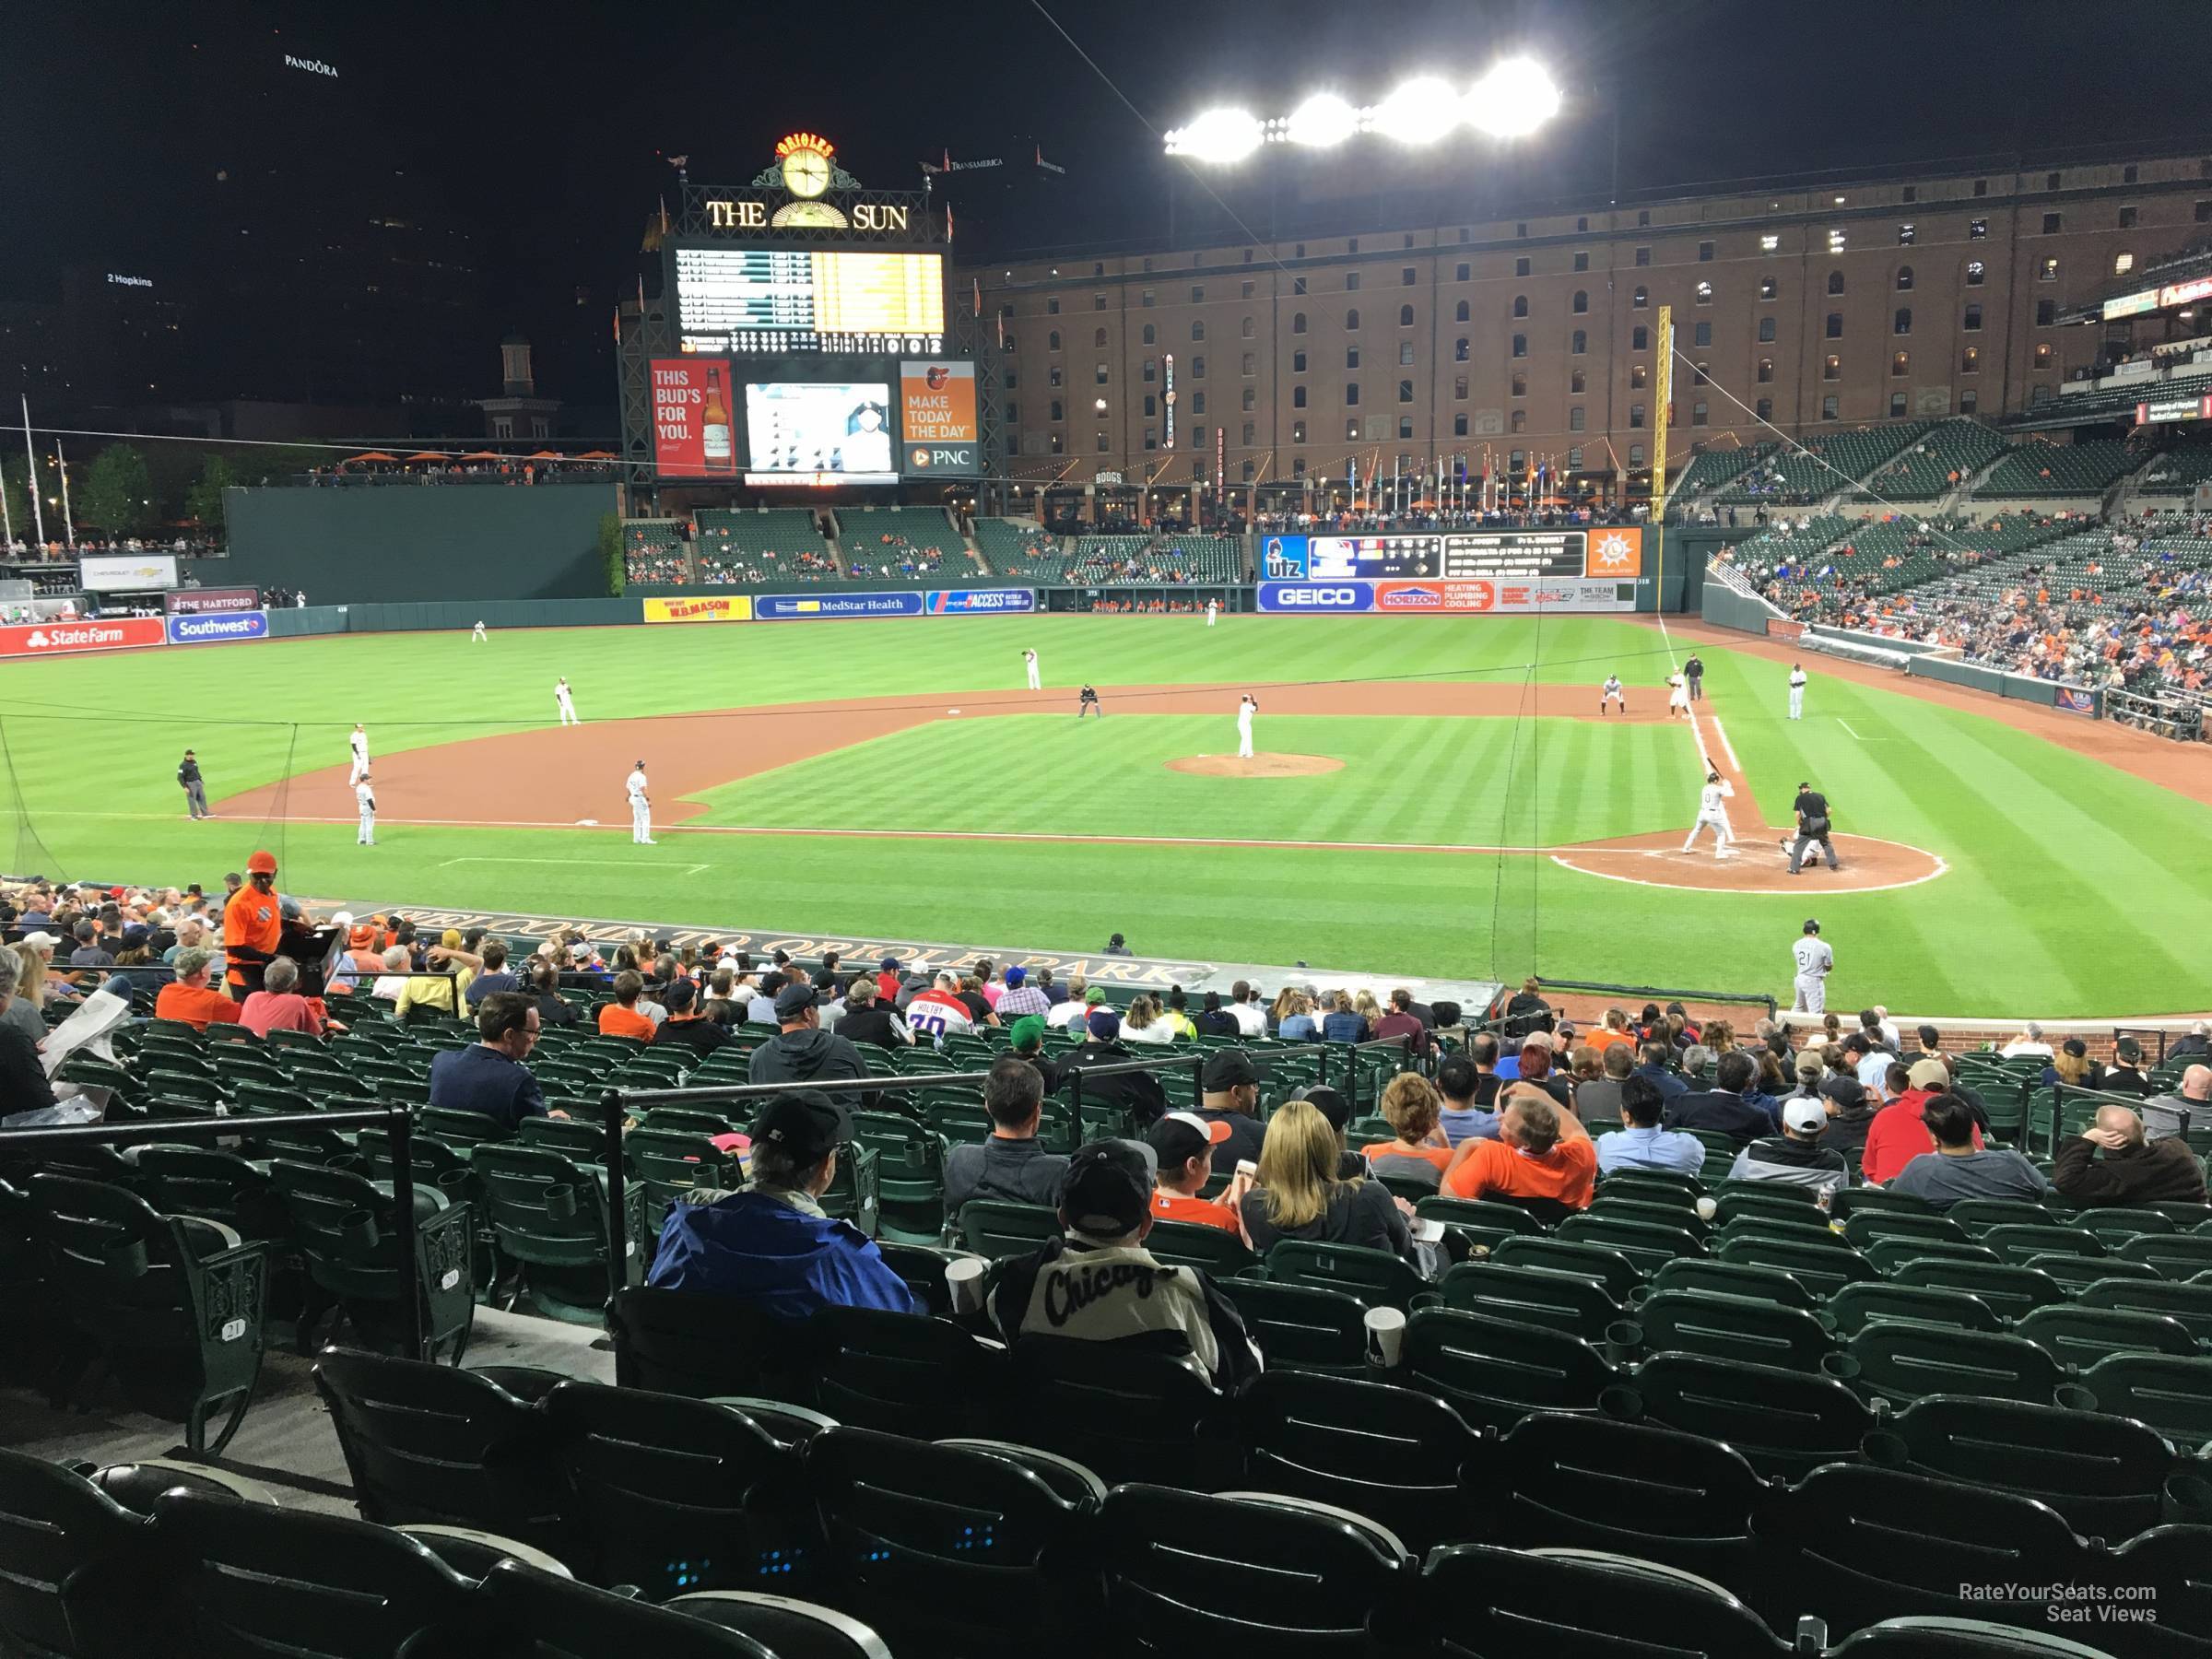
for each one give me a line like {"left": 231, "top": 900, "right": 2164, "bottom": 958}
{"left": 1791, "top": 918, "right": 1833, "bottom": 1014}
{"left": 1022, "top": 649, "right": 1041, "bottom": 690}
{"left": 1236, "top": 693, "right": 1258, "bottom": 759}
{"left": 1600, "top": 674, "right": 1626, "bottom": 715}
{"left": 470, "top": 619, "right": 488, "bottom": 642}
{"left": 556, "top": 677, "right": 580, "bottom": 726}
{"left": 355, "top": 772, "right": 377, "bottom": 846}
{"left": 627, "top": 760, "right": 654, "bottom": 845}
{"left": 347, "top": 724, "right": 370, "bottom": 785}
{"left": 1681, "top": 768, "right": 1735, "bottom": 856}
{"left": 1206, "top": 598, "right": 1219, "bottom": 628}
{"left": 1666, "top": 671, "right": 1689, "bottom": 717}
{"left": 1787, "top": 663, "right": 1808, "bottom": 720}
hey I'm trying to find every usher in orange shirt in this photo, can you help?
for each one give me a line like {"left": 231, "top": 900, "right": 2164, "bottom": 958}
{"left": 221, "top": 884, "right": 282, "bottom": 991}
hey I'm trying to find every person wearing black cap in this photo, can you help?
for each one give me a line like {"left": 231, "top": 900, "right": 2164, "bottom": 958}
{"left": 1814, "top": 1073, "right": 1878, "bottom": 1159}
{"left": 647, "top": 1090, "right": 919, "bottom": 1316}
{"left": 1060, "top": 1007, "right": 1170, "bottom": 1129}
{"left": 983, "top": 1138, "right": 1261, "bottom": 1390}
{"left": 1783, "top": 782, "right": 1839, "bottom": 875}
{"left": 747, "top": 981, "right": 867, "bottom": 1095}
{"left": 653, "top": 977, "right": 729, "bottom": 1057}
{"left": 1193, "top": 1048, "right": 1267, "bottom": 1175}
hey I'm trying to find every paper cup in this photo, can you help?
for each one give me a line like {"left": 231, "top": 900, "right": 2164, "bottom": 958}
{"left": 1694, "top": 1196, "right": 1718, "bottom": 1222}
{"left": 1364, "top": 1305, "right": 1407, "bottom": 1369}
{"left": 945, "top": 1255, "right": 986, "bottom": 1314}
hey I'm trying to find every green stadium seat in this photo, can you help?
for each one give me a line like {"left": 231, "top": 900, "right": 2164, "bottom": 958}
{"left": 311, "top": 1346, "right": 568, "bottom": 1554}
{"left": 1641, "top": 1255, "right": 1823, "bottom": 1312}
{"left": 2117, "top": 1231, "right": 2212, "bottom": 1278}
{"left": 27, "top": 1173, "right": 269, "bottom": 1454}
{"left": 269, "top": 1159, "right": 475, "bottom": 1363}
{"left": 1240, "top": 1370, "right": 1482, "bottom": 1556}
{"left": 2077, "top": 1277, "right": 2212, "bottom": 1345}
{"left": 1402, "top": 1308, "right": 1623, "bottom": 1432}
{"left": 1846, "top": 1322, "right": 2071, "bottom": 1408}
{"left": 1009, "top": 1335, "right": 1241, "bottom": 1491}
{"left": 1488, "top": 1234, "right": 1643, "bottom": 1301}
{"left": 542, "top": 1382, "right": 821, "bottom": 1598}
{"left": 1887, "top": 1257, "right": 2065, "bottom": 1322}
{"left": 800, "top": 1426, "right": 1100, "bottom": 1658}
{"left": 1717, "top": 1232, "right": 1874, "bottom": 1299}
{"left": 1265, "top": 1239, "right": 1429, "bottom": 1313}
{"left": 1980, "top": 1223, "right": 2105, "bottom": 1267}
{"left": 1827, "top": 1280, "right": 2008, "bottom": 1337}
{"left": 1632, "top": 1288, "right": 1840, "bottom": 1373}
{"left": 2016, "top": 1303, "right": 2200, "bottom": 1369}
{"left": 482, "top": 1558, "right": 819, "bottom": 1656}
{"left": 0, "top": 1447, "right": 159, "bottom": 1658}
{"left": 1554, "top": 1212, "right": 1707, "bottom": 1274}
{"left": 1417, "top": 1540, "right": 1785, "bottom": 1658}
{"left": 958, "top": 1198, "right": 1061, "bottom": 1260}
{"left": 2079, "top": 1353, "right": 2212, "bottom": 1449}
{"left": 1611, "top": 1350, "right": 1877, "bottom": 1480}
{"left": 1413, "top": 1194, "right": 1545, "bottom": 1251}
{"left": 1864, "top": 1238, "right": 2005, "bottom": 1276}
{"left": 1433, "top": 1260, "right": 1628, "bottom": 1343}
{"left": 1215, "top": 1278, "right": 1371, "bottom": 1375}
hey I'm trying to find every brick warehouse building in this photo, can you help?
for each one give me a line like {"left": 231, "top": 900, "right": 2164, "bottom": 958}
{"left": 967, "top": 148, "right": 2212, "bottom": 506}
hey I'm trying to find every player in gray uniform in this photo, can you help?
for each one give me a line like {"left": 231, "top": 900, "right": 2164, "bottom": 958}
{"left": 1791, "top": 918, "right": 1833, "bottom": 1014}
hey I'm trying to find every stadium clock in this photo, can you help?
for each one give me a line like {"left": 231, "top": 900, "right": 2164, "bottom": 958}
{"left": 782, "top": 147, "right": 831, "bottom": 200}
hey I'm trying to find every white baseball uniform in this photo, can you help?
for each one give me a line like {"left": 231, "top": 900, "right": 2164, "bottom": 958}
{"left": 556, "top": 679, "right": 579, "bottom": 725}
{"left": 627, "top": 767, "right": 653, "bottom": 844}
{"left": 1682, "top": 778, "right": 1736, "bottom": 854}
{"left": 1023, "top": 650, "right": 1041, "bottom": 691}
{"left": 1788, "top": 668, "right": 1807, "bottom": 720}
{"left": 1601, "top": 676, "right": 1625, "bottom": 711}
{"left": 1206, "top": 600, "right": 1219, "bottom": 628}
{"left": 1667, "top": 673, "right": 1689, "bottom": 714}
{"left": 347, "top": 728, "right": 369, "bottom": 785}
{"left": 1791, "top": 934, "right": 1834, "bottom": 1014}
{"left": 471, "top": 620, "right": 487, "bottom": 642}
{"left": 355, "top": 779, "right": 377, "bottom": 846}
{"left": 1236, "top": 695, "right": 1256, "bottom": 759}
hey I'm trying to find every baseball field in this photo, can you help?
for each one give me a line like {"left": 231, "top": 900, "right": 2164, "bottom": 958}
{"left": 0, "top": 611, "right": 2205, "bottom": 1018}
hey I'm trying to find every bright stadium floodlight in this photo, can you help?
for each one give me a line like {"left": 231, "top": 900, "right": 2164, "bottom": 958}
{"left": 1464, "top": 57, "right": 1561, "bottom": 137}
{"left": 1166, "top": 106, "right": 1265, "bottom": 163}
{"left": 1370, "top": 76, "right": 1462, "bottom": 145}
{"left": 1285, "top": 91, "right": 1359, "bottom": 147}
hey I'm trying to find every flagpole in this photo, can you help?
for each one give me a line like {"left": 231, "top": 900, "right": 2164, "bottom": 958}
{"left": 20, "top": 398, "right": 44, "bottom": 551}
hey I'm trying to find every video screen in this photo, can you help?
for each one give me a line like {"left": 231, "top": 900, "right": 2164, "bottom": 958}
{"left": 676, "top": 247, "right": 947, "bottom": 355}
{"left": 743, "top": 382, "right": 898, "bottom": 486}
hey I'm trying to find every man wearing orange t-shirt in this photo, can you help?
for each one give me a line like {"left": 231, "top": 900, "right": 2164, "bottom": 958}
{"left": 1145, "top": 1112, "right": 1248, "bottom": 1236}
{"left": 1440, "top": 1083, "right": 1598, "bottom": 1211}
{"left": 221, "top": 849, "right": 286, "bottom": 1001}
{"left": 596, "top": 969, "right": 657, "bottom": 1042}
{"left": 1585, "top": 1008, "right": 1637, "bottom": 1056}
{"left": 153, "top": 947, "right": 242, "bottom": 1031}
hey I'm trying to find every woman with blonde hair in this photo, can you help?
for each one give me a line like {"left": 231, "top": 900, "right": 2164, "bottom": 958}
{"left": 2050, "top": 1040, "right": 2093, "bottom": 1088}
{"left": 1352, "top": 988, "right": 1382, "bottom": 1027}
{"left": 1120, "top": 992, "right": 1174, "bottom": 1046}
{"left": 1321, "top": 990, "right": 1370, "bottom": 1044}
{"left": 14, "top": 940, "right": 54, "bottom": 1012}
{"left": 1363, "top": 1073, "right": 1453, "bottom": 1189}
{"left": 1276, "top": 989, "right": 1318, "bottom": 1042}
{"left": 1240, "top": 1099, "right": 1415, "bottom": 1259}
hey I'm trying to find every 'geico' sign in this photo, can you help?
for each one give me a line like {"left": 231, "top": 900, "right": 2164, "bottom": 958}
{"left": 1255, "top": 582, "right": 1374, "bottom": 613}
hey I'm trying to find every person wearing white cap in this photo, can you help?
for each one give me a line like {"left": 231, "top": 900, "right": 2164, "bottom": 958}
{"left": 1725, "top": 1097, "right": 1848, "bottom": 1201}
{"left": 555, "top": 677, "right": 580, "bottom": 726}
{"left": 626, "top": 759, "right": 653, "bottom": 845}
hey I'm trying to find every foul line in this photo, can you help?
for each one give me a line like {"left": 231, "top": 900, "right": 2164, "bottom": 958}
{"left": 1709, "top": 714, "right": 1743, "bottom": 777}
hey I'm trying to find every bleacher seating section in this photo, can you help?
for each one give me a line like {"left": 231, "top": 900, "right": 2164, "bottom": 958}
{"left": 622, "top": 520, "right": 687, "bottom": 585}
{"left": 1669, "top": 442, "right": 1774, "bottom": 502}
{"left": 694, "top": 508, "right": 838, "bottom": 583}
{"left": 9, "top": 957, "right": 2212, "bottom": 1656}
{"left": 1978, "top": 440, "right": 2140, "bottom": 500}
{"left": 1716, "top": 424, "right": 1936, "bottom": 506}
{"left": 971, "top": 517, "right": 1060, "bottom": 578}
{"left": 2137, "top": 444, "right": 2212, "bottom": 496}
{"left": 835, "top": 507, "right": 965, "bottom": 582}
{"left": 1861, "top": 418, "right": 2014, "bottom": 501}
{"left": 2039, "top": 367, "right": 2212, "bottom": 424}
{"left": 1066, "top": 533, "right": 1243, "bottom": 584}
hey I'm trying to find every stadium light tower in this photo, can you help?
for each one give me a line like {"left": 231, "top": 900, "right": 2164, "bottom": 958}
{"left": 1164, "top": 58, "right": 1561, "bottom": 160}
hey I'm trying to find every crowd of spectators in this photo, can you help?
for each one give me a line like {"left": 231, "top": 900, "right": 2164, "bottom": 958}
{"left": 297, "top": 456, "right": 616, "bottom": 488}
{"left": 848, "top": 532, "right": 949, "bottom": 579}
{"left": 2, "top": 533, "right": 224, "bottom": 563}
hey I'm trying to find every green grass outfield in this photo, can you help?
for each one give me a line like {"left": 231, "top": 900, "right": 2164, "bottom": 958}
{"left": 0, "top": 612, "right": 2205, "bottom": 1016}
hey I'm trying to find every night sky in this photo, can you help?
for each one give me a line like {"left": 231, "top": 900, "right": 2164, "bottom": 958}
{"left": 2, "top": 0, "right": 2200, "bottom": 404}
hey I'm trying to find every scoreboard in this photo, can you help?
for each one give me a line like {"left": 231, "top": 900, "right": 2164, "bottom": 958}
{"left": 1263, "top": 528, "right": 1643, "bottom": 582}
{"left": 673, "top": 245, "right": 947, "bottom": 356}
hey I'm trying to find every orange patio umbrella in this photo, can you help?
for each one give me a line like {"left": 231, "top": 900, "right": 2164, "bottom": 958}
{"left": 457, "top": 451, "right": 503, "bottom": 462}
{"left": 403, "top": 451, "right": 451, "bottom": 464}
{"left": 344, "top": 452, "right": 398, "bottom": 465}
{"left": 525, "top": 450, "right": 564, "bottom": 461}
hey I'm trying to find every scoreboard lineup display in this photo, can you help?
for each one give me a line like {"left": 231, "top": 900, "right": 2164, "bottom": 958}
{"left": 673, "top": 245, "right": 948, "bottom": 356}
{"left": 1302, "top": 530, "right": 1600, "bottom": 581}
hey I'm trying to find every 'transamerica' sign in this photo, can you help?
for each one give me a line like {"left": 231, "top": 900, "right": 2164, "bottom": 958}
{"left": 0, "top": 618, "right": 167, "bottom": 658}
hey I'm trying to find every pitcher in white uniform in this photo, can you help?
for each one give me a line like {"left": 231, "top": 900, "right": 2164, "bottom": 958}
{"left": 1022, "top": 649, "right": 1041, "bottom": 691}
{"left": 556, "top": 677, "right": 580, "bottom": 726}
{"left": 1790, "top": 918, "right": 1833, "bottom": 1014}
{"left": 1788, "top": 664, "right": 1807, "bottom": 720}
{"left": 1236, "top": 693, "right": 1257, "bottom": 759}
{"left": 1681, "top": 770, "right": 1735, "bottom": 855}
{"left": 355, "top": 773, "right": 377, "bottom": 846}
{"left": 1666, "top": 672, "right": 1689, "bottom": 716}
{"left": 347, "top": 724, "right": 370, "bottom": 785}
{"left": 627, "top": 760, "right": 653, "bottom": 845}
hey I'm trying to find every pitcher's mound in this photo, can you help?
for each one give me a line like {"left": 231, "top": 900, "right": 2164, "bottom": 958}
{"left": 1167, "top": 752, "right": 1345, "bottom": 779}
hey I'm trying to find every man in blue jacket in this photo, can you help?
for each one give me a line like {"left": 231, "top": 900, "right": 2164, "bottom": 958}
{"left": 646, "top": 1088, "right": 919, "bottom": 1318}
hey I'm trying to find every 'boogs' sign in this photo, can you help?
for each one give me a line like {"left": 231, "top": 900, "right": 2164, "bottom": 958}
{"left": 166, "top": 611, "right": 270, "bottom": 644}
{"left": 0, "top": 618, "right": 167, "bottom": 658}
